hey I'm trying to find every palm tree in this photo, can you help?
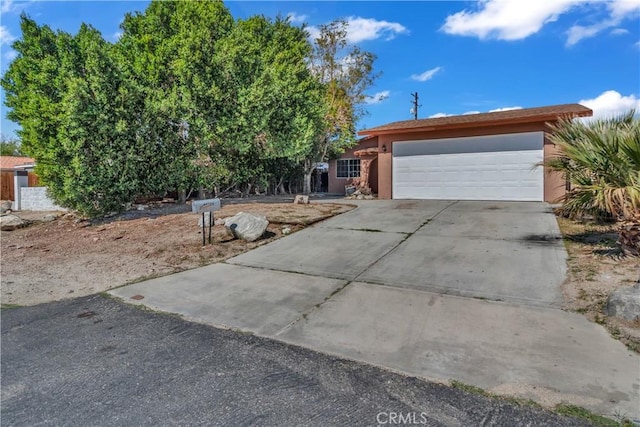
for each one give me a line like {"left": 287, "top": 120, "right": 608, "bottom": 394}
{"left": 545, "top": 110, "right": 640, "bottom": 255}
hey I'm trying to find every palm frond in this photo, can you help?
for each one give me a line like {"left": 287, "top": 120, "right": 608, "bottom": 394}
{"left": 544, "top": 110, "right": 640, "bottom": 219}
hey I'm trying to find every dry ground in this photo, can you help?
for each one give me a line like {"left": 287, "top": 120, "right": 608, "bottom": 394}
{"left": 0, "top": 202, "right": 353, "bottom": 306}
{"left": 557, "top": 216, "right": 640, "bottom": 352}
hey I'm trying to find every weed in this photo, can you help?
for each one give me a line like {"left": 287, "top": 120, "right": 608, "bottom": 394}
{"left": 450, "top": 380, "right": 490, "bottom": 397}
{"left": 0, "top": 303, "right": 22, "bottom": 309}
{"left": 609, "top": 326, "right": 622, "bottom": 339}
{"left": 450, "top": 381, "right": 626, "bottom": 425}
{"left": 123, "top": 272, "right": 167, "bottom": 286}
{"left": 554, "top": 404, "right": 630, "bottom": 427}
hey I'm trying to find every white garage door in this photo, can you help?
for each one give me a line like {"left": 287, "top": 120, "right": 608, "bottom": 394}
{"left": 392, "top": 132, "right": 544, "bottom": 201}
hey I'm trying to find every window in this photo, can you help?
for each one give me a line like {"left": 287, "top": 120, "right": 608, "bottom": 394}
{"left": 336, "top": 159, "right": 360, "bottom": 178}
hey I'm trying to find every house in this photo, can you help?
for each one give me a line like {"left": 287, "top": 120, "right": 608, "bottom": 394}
{"left": 0, "top": 156, "right": 36, "bottom": 172}
{"left": 0, "top": 156, "right": 36, "bottom": 201}
{"left": 328, "top": 104, "right": 592, "bottom": 202}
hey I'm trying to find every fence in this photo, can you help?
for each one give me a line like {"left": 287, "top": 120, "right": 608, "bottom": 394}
{"left": 1, "top": 172, "right": 14, "bottom": 200}
{"left": 1, "top": 171, "right": 40, "bottom": 201}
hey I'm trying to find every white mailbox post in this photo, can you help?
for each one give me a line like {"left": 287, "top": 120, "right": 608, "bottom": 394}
{"left": 191, "top": 198, "right": 221, "bottom": 245}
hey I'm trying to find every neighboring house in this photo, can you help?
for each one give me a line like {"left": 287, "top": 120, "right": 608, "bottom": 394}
{"left": 0, "top": 156, "right": 36, "bottom": 201}
{"left": 328, "top": 104, "right": 592, "bottom": 202}
{"left": 0, "top": 156, "right": 36, "bottom": 172}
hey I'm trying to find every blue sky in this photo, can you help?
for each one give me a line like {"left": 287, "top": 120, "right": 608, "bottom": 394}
{"left": 1, "top": 0, "right": 639, "bottom": 138}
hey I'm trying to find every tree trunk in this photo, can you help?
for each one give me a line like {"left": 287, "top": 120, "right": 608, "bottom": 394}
{"left": 302, "top": 159, "right": 313, "bottom": 194}
{"left": 276, "top": 177, "right": 284, "bottom": 195}
{"left": 303, "top": 171, "right": 312, "bottom": 194}
{"left": 178, "top": 189, "right": 187, "bottom": 204}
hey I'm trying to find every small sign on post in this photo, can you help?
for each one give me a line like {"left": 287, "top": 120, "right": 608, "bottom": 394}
{"left": 191, "top": 199, "right": 221, "bottom": 246}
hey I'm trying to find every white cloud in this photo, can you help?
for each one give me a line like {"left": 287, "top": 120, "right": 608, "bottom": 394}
{"left": 579, "top": 90, "right": 640, "bottom": 119}
{"left": 635, "top": 40, "right": 640, "bottom": 49}
{"left": 609, "top": 0, "right": 640, "bottom": 19}
{"left": 365, "top": 90, "right": 390, "bottom": 105}
{"left": 1, "top": 0, "right": 34, "bottom": 14}
{"left": 344, "top": 17, "right": 408, "bottom": 43}
{"left": 610, "top": 28, "right": 630, "bottom": 35}
{"left": 113, "top": 31, "right": 122, "bottom": 40}
{"left": 0, "top": 25, "right": 16, "bottom": 46}
{"left": 566, "top": 23, "right": 609, "bottom": 46}
{"left": 441, "top": 0, "right": 581, "bottom": 41}
{"left": 1, "top": 0, "right": 13, "bottom": 13}
{"left": 488, "top": 106, "right": 522, "bottom": 112}
{"left": 428, "top": 112, "right": 452, "bottom": 118}
{"left": 566, "top": 0, "right": 640, "bottom": 46}
{"left": 428, "top": 107, "right": 520, "bottom": 118}
{"left": 410, "top": 66, "right": 442, "bottom": 82}
{"left": 441, "top": 0, "right": 640, "bottom": 46}
{"left": 308, "top": 17, "right": 408, "bottom": 44}
{"left": 305, "top": 25, "right": 321, "bottom": 42}
{"left": 287, "top": 12, "right": 308, "bottom": 24}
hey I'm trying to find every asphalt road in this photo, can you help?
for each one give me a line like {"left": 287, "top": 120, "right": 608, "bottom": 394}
{"left": 1, "top": 296, "right": 590, "bottom": 426}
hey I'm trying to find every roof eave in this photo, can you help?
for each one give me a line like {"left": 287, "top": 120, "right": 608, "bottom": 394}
{"left": 358, "top": 109, "right": 593, "bottom": 137}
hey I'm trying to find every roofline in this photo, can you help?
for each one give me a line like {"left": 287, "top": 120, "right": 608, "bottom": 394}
{"left": 358, "top": 109, "right": 593, "bottom": 137}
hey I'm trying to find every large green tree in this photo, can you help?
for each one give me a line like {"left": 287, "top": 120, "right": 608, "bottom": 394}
{"left": 2, "top": 17, "right": 147, "bottom": 215}
{"left": 213, "top": 14, "right": 324, "bottom": 195}
{"left": 1, "top": 1, "right": 375, "bottom": 215}
{"left": 116, "top": 0, "right": 235, "bottom": 201}
{"left": 0, "top": 135, "right": 24, "bottom": 156}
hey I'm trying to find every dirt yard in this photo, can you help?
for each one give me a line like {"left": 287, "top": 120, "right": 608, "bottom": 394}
{"left": 557, "top": 216, "right": 640, "bottom": 352}
{"left": 1, "top": 202, "right": 353, "bottom": 306}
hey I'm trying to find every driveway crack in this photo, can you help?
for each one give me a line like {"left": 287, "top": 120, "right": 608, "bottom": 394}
{"left": 274, "top": 280, "right": 353, "bottom": 337}
{"left": 352, "top": 200, "right": 459, "bottom": 282}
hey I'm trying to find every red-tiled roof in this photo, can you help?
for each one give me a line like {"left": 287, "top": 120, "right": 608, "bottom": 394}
{"left": 0, "top": 156, "right": 35, "bottom": 169}
{"left": 359, "top": 104, "right": 592, "bottom": 136}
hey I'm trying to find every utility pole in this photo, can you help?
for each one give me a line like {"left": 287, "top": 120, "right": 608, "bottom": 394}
{"left": 410, "top": 92, "right": 421, "bottom": 120}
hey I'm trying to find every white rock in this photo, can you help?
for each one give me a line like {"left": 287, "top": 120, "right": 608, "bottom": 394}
{"left": 282, "top": 227, "right": 292, "bottom": 235}
{"left": 606, "top": 283, "right": 640, "bottom": 321}
{"left": 224, "top": 212, "right": 269, "bottom": 242}
{"left": 0, "top": 214, "right": 25, "bottom": 231}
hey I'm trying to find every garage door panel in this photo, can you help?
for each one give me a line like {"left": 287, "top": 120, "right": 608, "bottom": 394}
{"left": 393, "top": 148, "right": 543, "bottom": 201}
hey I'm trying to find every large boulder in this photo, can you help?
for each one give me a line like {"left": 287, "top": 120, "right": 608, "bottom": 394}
{"left": 224, "top": 212, "right": 269, "bottom": 242}
{"left": 0, "top": 214, "right": 25, "bottom": 231}
{"left": 606, "top": 283, "right": 640, "bottom": 321}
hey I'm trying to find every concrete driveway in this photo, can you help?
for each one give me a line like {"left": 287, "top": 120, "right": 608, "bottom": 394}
{"left": 111, "top": 200, "right": 640, "bottom": 420}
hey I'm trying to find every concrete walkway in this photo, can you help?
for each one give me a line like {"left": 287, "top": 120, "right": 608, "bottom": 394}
{"left": 111, "top": 200, "right": 640, "bottom": 420}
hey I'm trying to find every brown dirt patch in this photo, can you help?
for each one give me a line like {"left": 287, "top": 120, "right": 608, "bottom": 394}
{"left": 1, "top": 202, "right": 353, "bottom": 307}
{"left": 557, "top": 216, "right": 640, "bottom": 352}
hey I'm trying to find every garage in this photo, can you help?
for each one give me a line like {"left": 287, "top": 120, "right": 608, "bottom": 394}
{"left": 392, "top": 132, "right": 544, "bottom": 201}
{"left": 329, "top": 103, "right": 593, "bottom": 202}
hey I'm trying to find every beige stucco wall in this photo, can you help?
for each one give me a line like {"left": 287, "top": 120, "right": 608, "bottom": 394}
{"left": 328, "top": 137, "right": 379, "bottom": 194}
